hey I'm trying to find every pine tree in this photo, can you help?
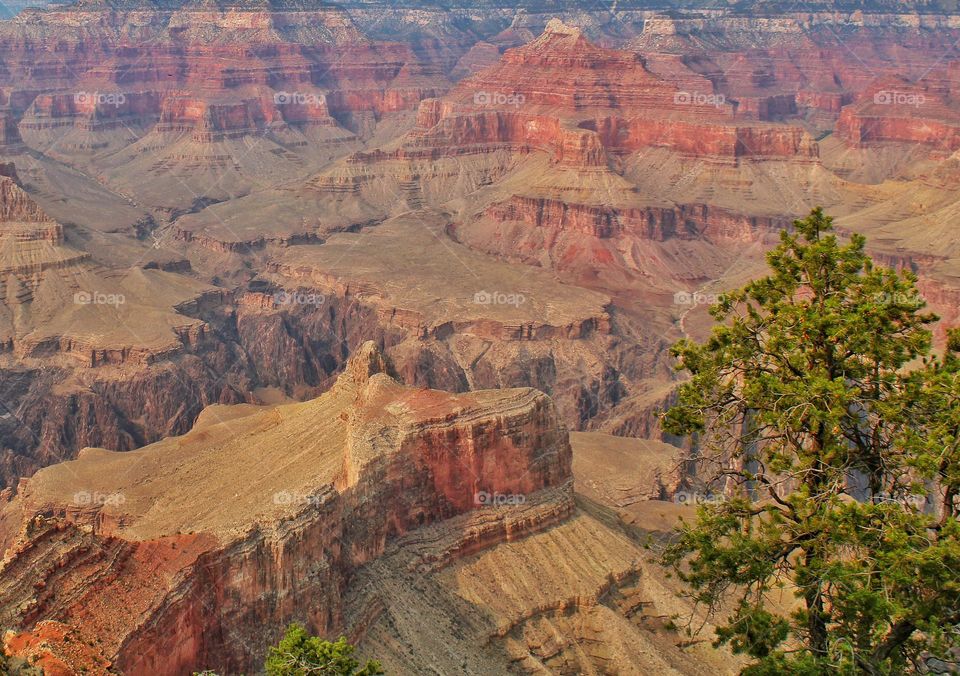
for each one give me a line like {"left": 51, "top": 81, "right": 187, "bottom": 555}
{"left": 662, "top": 208, "right": 960, "bottom": 673}
{"left": 264, "top": 624, "right": 383, "bottom": 676}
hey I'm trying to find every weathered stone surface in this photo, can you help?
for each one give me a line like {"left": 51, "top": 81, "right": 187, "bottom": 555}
{"left": 836, "top": 78, "right": 960, "bottom": 151}
{"left": 0, "top": 342, "right": 573, "bottom": 673}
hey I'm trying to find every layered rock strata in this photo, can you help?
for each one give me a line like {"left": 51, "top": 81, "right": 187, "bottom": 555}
{"left": 0, "top": 342, "right": 573, "bottom": 674}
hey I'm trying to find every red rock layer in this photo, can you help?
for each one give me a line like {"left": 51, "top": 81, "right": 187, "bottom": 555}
{"left": 0, "top": 11, "right": 448, "bottom": 140}
{"left": 836, "top": 77, "right": 960, "bottom": 151}
{"left": 483, "top": 196, "right": 789, "bottom": 241}
{"left": 0, "top": 175, "right": 55, "bottom": 225}
{"left": 376, "top": 102, "right": 817, "bottom": 168}
{"left": 632, "top": 18, "right": 960, "bottom": 123}
{"left": 581, "top": 115, "right": 818, "bottom": 159}
{"left": 0, "top": 343, "right": 574, "bottom": 674}
{"left": 386, "top": 20, "right": 820, "bottom": 167}
{"left": 461, "top": 20, "right": 728, "bottom": 115}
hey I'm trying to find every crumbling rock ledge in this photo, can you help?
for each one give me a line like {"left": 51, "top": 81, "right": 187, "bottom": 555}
{"left": 0, "top": 341, "right": 574, "bottom": 674}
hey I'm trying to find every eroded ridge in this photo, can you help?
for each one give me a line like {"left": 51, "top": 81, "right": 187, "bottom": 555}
{"left": 0, "top": 341, "right": 573, "bottom": 674}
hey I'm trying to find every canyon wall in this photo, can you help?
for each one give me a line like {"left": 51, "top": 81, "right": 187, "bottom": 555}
{"left": 0, "top": 342, "right": 574, "bottom": 674}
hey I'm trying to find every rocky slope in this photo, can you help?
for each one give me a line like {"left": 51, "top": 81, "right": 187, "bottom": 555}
{"left": 0, "top": 0, "right": 450, "bottom": 215}
{"left": 0, "top": 0, "right": 959, "bottom": 543}
{"left": 0, "top": 168, "right": 657, "bottom": 488}
{"left": 836, "top": 73, "right": 960, "bottom": 151}
{"left": 0, "top": 164, "right": 242, "bottom": 485}
{"left": 0, "top": 342, "right": 732, "bottom": 675}
{"left": 0, "top": 4, "right": 959, "bottom": 674}
{"left": 0, "top": 342, "right": 572, "bottom": 670}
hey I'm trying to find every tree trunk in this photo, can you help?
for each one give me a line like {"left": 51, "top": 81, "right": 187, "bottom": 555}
{"left": 803, "top": 556, "right": 829, "bottom": 657}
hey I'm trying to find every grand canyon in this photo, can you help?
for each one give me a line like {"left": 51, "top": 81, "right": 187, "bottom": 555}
{"left": 0, "top": 0, "right": 958, "bottom": 673}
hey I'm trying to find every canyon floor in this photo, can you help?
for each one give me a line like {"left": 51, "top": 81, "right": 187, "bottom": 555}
{"left": 0, "top": 0, "right": 959, "bottom": 673}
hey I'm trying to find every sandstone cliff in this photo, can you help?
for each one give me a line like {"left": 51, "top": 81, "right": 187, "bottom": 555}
{"left": 0, "top": 342, "right": 573, "bottom": 673}
{"left": 0, "top": 343, "right": 739, "bottom": 675}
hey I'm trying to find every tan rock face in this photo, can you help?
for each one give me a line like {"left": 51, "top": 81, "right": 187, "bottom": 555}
{"left": 0, "top": 166, "right": 240, "bottom": 486}
{"left": 343, "top": 437, "right": 743, "bottom": 675}
{"left": 1, "top": 7, "right": 960, "bottom": 675}
{"left": 404, "top": 20, "right": 823, "bottom": 166}
{"left": 0, "top": 176, "right": 51, "bottom": 225}
{"left": 0, "top": 341, "right": 573, "bottom": 674}
{"left": 480, "top": 195, "right": 788, "bottom": 242}
{"left": 7, "top": 36, "right": 446, "bottom": 137}
{"left": 2, "top": 8, "right": 959, "bottom": 499}
{"left": 836, "top": 78, "right": 960, "bottom": 151}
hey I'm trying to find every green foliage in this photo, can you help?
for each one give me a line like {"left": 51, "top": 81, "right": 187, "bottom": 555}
{"left": 0, "top": 652, "right": 43, "bottom": 676}
{"left": 662, "top": 208, "right": 960, "bottom": 673}
{"left": 264, "top": 624, "right": 383, "bottom": 676}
